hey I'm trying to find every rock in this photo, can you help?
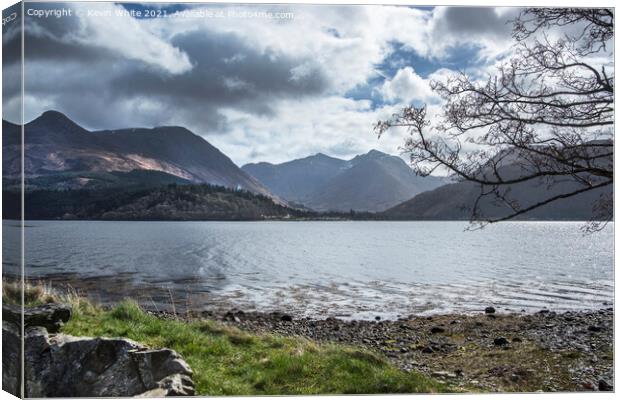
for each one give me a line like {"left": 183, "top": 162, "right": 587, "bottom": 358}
{"left": 484, "top": 306, "right": 496, "bottom": 314}
{"left": 2, "top": 321, "right": 21, "bottom": 397}
{"left": 598, "top": 379, "right": 613, "bottom": 391}
{"left": 493, "top": 337, "right": 509, "bottom": 346}
{"left": 430, "top": 326, "right": 445, "bottom": 334}
{"left": 431, "top": 371, "right": 457, "bottom": 379}
{"left": 2, "top": 303, "right": 194, "bottom": 397}
{"left": 582, "top": 381, "right": 595, "bottom": 390}
{"left": 132, "top": 349, "right": 193, "bottom": 391}
{"left": 3, "top": 303, "right": 72, "bottom": 333}
{"left": 147, "top": 373, "right": 194, "bottom": 396}
{"left": 280, "top": 314, "right": 293, "bottom": 322}
{"left": 511, "top": 337, "right": 522, "bottom": 343}
{"left": 421, "top": 345, "right": 435, "bottom": 354}
{"left": 23, "top": 327, "right": 194, "bottom": 397}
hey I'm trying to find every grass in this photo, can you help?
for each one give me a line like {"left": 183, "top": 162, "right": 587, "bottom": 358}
{"left": 2, "top": 279, "right": 56, "bottom": 306}
{"left": 3, "top": 281, "right": 447, "bottom": 395}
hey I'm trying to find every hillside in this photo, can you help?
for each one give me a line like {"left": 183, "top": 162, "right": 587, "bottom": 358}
{"left": 4, "top": 184, "right": 307, "bottom": 221}
{"left": 383, "top": 145, "right": 613, "bottom": 221}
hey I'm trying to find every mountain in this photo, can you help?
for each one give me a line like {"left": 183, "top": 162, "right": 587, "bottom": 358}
{"left": 242, "top": 153, "right": 348, "bottom": 206}
{"left": 243, "top": 149, "right": 446, "bottom": 212}
{"left": 383, "top": 145, "right": 613, "bottom": 220}
{"left": 2, "top": 111, "right": 274, "bottom": 198}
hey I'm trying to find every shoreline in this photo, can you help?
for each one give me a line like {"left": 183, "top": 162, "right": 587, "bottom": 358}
{"left": 4, "top": 278, "right": 614, "bottom": 393}
{"left": 149, "top": 307, "right": 614, "bottom": 392}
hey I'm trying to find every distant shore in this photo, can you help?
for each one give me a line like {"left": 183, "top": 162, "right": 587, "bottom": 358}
{"left": 153, "top": 307, "right": 614, "bottom": 392}
{"left": 6, "top": 217, "right": 610, "bottom": 223}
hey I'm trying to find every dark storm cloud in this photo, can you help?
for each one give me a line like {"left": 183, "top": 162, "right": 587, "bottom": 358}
{"left": 3, "top": 3, "right": 23, "bottom": 122}
{"left": 2, "top": 3, "right": 23, "bottom": 72}
{"left": 417, "top": 7, "right": 519, "bottom": 63}
{"left": 3, "top": 2, "right": 90, "bottom": 65}
{"left": 438, "top": 7, "right": 514, "bottom": 36}
{"left": 9, "top": 14, "right": 330, "bottom": 134}
{"left": 114, "top": 29, "right": 328, "bottom": 115}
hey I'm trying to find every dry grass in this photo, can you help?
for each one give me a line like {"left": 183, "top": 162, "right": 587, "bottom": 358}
{"left": 2, "top": 279, "right": 98, "bottom": 315}
{"left": 2, "top": 279, "right": 56, "bottom": 306}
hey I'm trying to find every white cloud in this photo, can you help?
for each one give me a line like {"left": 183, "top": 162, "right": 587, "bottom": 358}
{"left": 379, "top": 67, "right": 437, "bottom": 104}
{"left": 207, "top": 96, "right": 407, "bottom": 166}
{"left": 69, "top": 3, "right": 193, "bottom": 74}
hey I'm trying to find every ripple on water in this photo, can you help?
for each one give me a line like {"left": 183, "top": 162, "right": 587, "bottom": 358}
{"left": 4, "top": 220, "right": 613, "bottom": 319}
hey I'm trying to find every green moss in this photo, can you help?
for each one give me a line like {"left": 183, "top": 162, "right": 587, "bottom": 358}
{"left": 62, "top": 300, "right": 447, "bottom": 395}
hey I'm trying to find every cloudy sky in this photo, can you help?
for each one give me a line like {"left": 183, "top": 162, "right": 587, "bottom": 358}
{"left": 3, "top": 2, "right": 524, "bottom": 166}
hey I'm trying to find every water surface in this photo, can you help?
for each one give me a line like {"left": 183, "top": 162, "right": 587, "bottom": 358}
{"left": 3, "top": 220, "right": 613, "bottom": 319}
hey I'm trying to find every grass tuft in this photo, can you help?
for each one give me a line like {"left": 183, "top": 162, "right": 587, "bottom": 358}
{"left": 2, "top": 279, "right": 56, "bottom": 306}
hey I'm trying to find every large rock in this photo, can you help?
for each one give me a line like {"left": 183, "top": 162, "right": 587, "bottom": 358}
{"left": 3, "top": 302, "right": 72, "bottom": 333}
{"left": 2, "top": 303, "right": 195, "bottom": 397}
{"left": 23, "top": 327, "right": 194, "bottom": 397}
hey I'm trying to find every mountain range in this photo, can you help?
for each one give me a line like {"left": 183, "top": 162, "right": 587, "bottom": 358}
{"left": 3, "top": 111, "right": 445, "bottom": 213}
{"left": 2, "top": 111, "right": 273, "bottom": 197}
{"left": 242, "top": 150, "right": 445, "bottom": 212}
{"left": 2, "top": 110, "right": 611, "bottom": 221}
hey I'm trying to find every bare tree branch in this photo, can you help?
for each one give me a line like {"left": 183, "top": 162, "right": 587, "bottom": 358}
{"left": 376, "top": 8, "right": 613, "bottom": 230}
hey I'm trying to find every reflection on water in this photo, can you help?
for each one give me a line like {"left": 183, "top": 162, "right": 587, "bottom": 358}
{"left": 3, "top": 220, "right": 614, "bottom": 320}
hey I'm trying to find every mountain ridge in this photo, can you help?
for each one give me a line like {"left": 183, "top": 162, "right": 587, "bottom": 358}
{"left": 2, "top": 111, "right": 277, "bottom": 200}
{"left": 242, "top": 150, "right": 446, "bottom": 212}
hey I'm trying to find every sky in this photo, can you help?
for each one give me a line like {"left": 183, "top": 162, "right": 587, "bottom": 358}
{"left": 2, "top": 2, "right": 525, "bottom": 166}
